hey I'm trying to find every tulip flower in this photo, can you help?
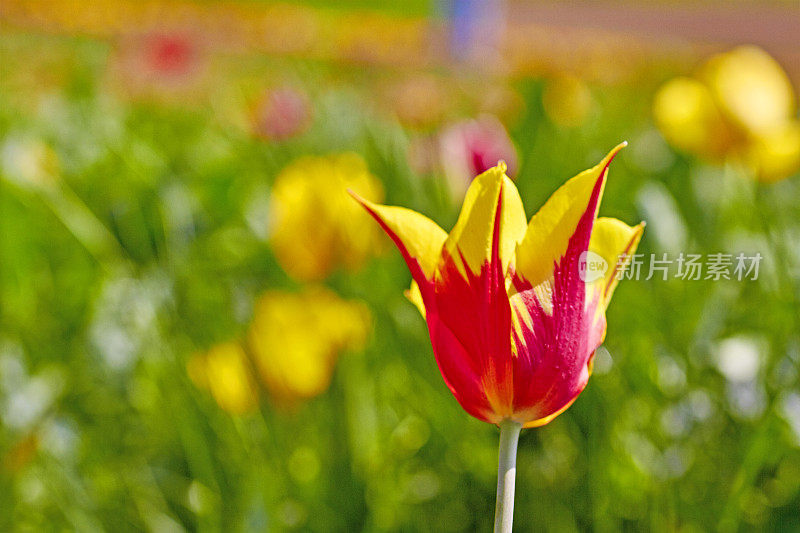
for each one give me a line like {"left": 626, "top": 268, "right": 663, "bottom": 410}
{"left": 187, "top": 342, "right": 259, "bottom": 415}
{"left": 111, "top": 30, "right": 208, "bottom": 102}
{"left": 653, "top": 77, "right": 734, "bottom": 159}
{"left": 269, "top": 154, "right": 385, "bottom": 281}
{"left": 352, "top": 144, "right": 643, "bottom": 532}
{"left": 439, "top": 115, "right": 518, "bottom": 194}
{"left": 654, "top": 46, "right": 800, "bottom": 182}
{"left": 187, "top": 289, "right": 370, "bottom": 412}
{"left": 248, "top": 287, "right": 371, "bottom": 405}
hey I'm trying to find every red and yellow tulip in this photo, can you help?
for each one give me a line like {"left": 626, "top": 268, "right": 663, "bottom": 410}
{"left": 352, "top": 144, "right": 643, "bottom": 427}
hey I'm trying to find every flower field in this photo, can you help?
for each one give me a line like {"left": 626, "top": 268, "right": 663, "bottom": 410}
{"left": 1, "top": 1, "right": 799, "bottom": 531}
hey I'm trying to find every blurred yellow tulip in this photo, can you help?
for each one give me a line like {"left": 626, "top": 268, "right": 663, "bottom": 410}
{"left": 269, "top": 154, "right": 385, "bottom": 281}
{"left": 702, "top": 46, "right": 795, "bottom": 136}
{"left": 653, "top": 77, "right": 734, "bottom": 159}
{"left": 247, "top": 287, "right": 371, "bottom": 404}
{"left": 746, "top": 121, "right": 800, "bottom": 184}
{"left": 654, "top": 46, "right": 800, "bottom": 182}
{"left": 188, "top": 342, "right": 260, "bottom": 415}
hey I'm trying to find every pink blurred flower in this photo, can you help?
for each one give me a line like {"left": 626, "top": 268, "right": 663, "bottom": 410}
{"left": 252, "top": 86, "right": 311, "bottom": 142}
{"left": 439, "top": 115, "right": 518, "bottom": 193}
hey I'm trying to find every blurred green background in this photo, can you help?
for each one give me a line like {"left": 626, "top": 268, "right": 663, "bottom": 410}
{"left": 1, "top": 1, "right": 799, "bottom": 531}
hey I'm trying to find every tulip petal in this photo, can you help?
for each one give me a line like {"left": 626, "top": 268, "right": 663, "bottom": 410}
{"left": 429, "top": 164, "right": 526, "bottom": 421}
{"left": 506, "top": 145, "right": 630, "bottom": 427}
{"left": 523, "top": 395, "right": 580, "bottom": 428}
{"left": 514, "top": 143, "right": 626, "bottom": 289}
{"left": 404, "top": 281, "right": 426, "bottom": 318}
{"left": 443, "top": 162, "right": 527, "bottom": 278}
{"left": 589, "top": 218, "right": 645, "bottom": 307}
{"left": 426, "top": 311, "right": 498, "bottom": 423}
{"left": 350, "top": 192, "right": 447, "bottom": 282}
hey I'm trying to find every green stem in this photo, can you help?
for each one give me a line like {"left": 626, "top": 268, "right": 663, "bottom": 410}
{"left": 493, "top": 419, "right": 522, "bottom": 533}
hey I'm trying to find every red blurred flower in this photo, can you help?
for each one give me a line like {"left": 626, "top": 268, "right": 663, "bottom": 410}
{"left": 110, "top": 30, "right": 207, "bottom": 99}
{"left": 146, "top": 33, "right": 197, "bottom": 78}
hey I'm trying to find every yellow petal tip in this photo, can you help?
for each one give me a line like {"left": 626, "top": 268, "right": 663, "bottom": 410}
{"left": 607, "top": 141, "right": 627, "bottom": 161}
{"left": 348, "top": 189, "right": 378, "bottom": 210}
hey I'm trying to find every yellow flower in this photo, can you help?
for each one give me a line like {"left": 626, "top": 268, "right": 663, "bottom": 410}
{"left": 701, "top": 46, "right": 795, "bottom": 137}
{"left": 746, "top": 121, "right": 800, "bottom": 184}
{"left": 653, "top": 77, "right": 735, "bottom": 159}
{"left": 269, "top": 154, "right": 385, "bottom": 281}
{"left": 247, "top": 287, "right": 371, "bottom": 404}
{"left": 654, "top": 46, "right": 800, "bottom": 182}
{"left": 188, "top": 342, "right": 259, "bottom": 415}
